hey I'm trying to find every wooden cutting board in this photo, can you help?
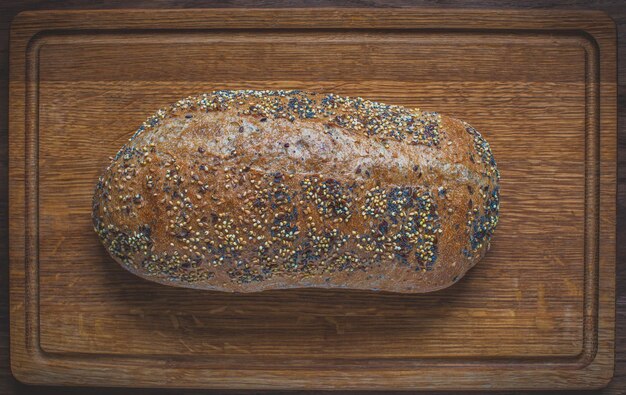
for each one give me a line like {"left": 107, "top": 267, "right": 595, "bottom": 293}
{"left": 9, "top": 8, "right": 616, "bottom": 390}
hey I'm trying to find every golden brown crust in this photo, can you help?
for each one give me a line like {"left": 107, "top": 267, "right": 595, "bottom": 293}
{"left": 92, "top": 90, "right": 499, "bottom": 293}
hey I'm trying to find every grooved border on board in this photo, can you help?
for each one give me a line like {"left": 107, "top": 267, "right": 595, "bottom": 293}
{"left": 8, "top": 9, "right": 616, "bottom": 390}
{"left": 27, "top": 29, "right": 600, "bottom": 363}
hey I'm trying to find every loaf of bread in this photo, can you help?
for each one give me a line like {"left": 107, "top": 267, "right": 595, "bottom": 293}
{"left": 92, "top": 90, "right": 499, "bottom": 293}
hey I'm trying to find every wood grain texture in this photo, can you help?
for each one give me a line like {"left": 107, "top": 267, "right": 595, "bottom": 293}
{"left": 8, "top": 8, "right": 616, "bottom": 390}
{"left": 37, "top": 33, "right": 589, "bottom": 358}
{"left": 0, "top": 2, "right": 621, "bottom": 394}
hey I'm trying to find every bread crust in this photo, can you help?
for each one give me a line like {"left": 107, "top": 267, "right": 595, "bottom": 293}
{"left": 93, "top": 90, "right": 500, "bottom": 293}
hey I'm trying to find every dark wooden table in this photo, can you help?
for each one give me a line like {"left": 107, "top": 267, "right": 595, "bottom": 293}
{"left": 1, "top": 1, "right": 624, "bottom": 394}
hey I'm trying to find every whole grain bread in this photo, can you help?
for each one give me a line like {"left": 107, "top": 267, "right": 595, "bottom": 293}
{"left": 92, "top": 90, "right": 500, "bottom": 293}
